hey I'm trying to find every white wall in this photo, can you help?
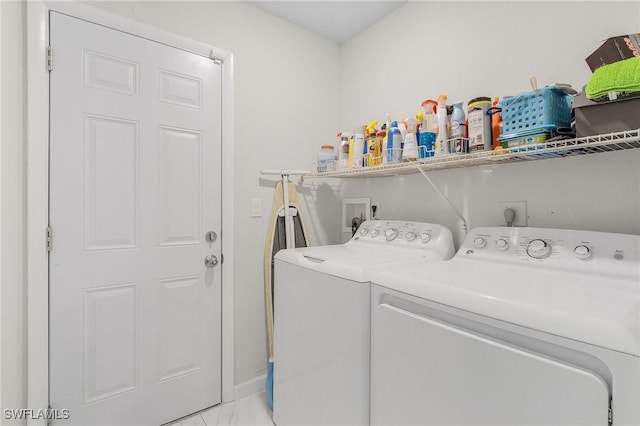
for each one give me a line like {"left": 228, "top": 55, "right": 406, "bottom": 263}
{"left": 1, "top": 0, "right": 27, "bottom": 422}
{"left": 339, "top": 1, "right": 640, "bottom": 245}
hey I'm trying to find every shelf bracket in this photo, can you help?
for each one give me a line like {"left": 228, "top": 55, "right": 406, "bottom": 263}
{"left": 416, "top": 166, "right": 468, "bottom": 234}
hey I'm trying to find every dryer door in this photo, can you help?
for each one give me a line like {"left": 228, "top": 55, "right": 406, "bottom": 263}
{"left": 371, "top": 290, "right": 610, "bottom": 426}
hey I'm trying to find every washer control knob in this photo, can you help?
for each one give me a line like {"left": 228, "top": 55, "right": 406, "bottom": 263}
{"left": 420, "top": 233, "right": 432, "bottom": 244}
{"left": 527, "top": 239, "right": 552, "bottom": 259}
{"left": 473, "top": 237, "right": 487, "bottom": 249}
{"left": 406, "top": 231, "right": 416, "bottom": 242}
{"left": 384, "top": 228, "right": 398, "bottom": 241}
{"left": 370, "top": 228, "right": 380, "bottom": 237}
{"left": 574, "top": 245, "right": 591, "bottom": 259}
{"left": 495, "top": 239, "right": 509, "bottom": 251}
{"left": 359, "top": 227, "right": 368, "bottom": 236}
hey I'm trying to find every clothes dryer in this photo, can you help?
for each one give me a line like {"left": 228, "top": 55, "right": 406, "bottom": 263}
{"left": 371, "top": 227, "right": 639, "bottom": 426}
{"left": 273, "top": 220, "right": 455, "bottom": 426}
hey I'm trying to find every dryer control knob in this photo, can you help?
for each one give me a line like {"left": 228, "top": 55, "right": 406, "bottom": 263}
{"left": 574, "top": 245, "right": 591, "bottom": 259}
{"left": 495, "top": 239, "right": 509, "bottom": 251}
{"left": 359, "top": 227, "right": 368, "bottom": 236}
{"left": 527, "top": 239, "right": 552, "bottom": 259}
{"left": 473, "top": 237, "right": 487, "bottom": 248}
{"left": 420, "top": 233, "right": 431, "bottom": 244}
{"left": 370, "top": 228, "right": 380, "bottom": 237}
{"left": 385, "top": 228, "right": 398, "bottom": 241}
{"left": 406, "top": 231, "right": 416, "bottom": 242}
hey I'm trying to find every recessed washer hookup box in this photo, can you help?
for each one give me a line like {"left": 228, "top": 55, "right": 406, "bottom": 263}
{"left": 586, "top": 33, "right": 640, "bottom": 71}
{"left": 573, "top": 92, "right": 640, "bottom": 137}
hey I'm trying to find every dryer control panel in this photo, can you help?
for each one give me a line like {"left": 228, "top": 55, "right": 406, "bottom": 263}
{"left": 349, "top": 220, "right": 455, "bottom": 257}
{"left": 460, "top": 227, "right": 639, "bottom": 274}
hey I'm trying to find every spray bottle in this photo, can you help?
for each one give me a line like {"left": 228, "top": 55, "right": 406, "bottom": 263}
{"left": 435, "top": 94, "right": 450, "bottom": 156}
{"left": 397, "top": 113, "right": 407, "bottom": 143}
{"left": 420, "top": 100, "right": 437, "bottom": 158}
{"left": 366, "top": 120, "right": 379, "bottom": 166}
{"left": 402, "top": 118, "right": 419, "bottom": 161}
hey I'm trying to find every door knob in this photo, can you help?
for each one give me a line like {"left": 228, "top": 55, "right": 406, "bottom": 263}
{"left": 204, "top": 255, "right": 219, "bottom": 268}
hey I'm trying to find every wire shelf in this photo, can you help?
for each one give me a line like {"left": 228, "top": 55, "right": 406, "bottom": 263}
{"left": 307, "top": 130, "right": 640, "bottom": 179}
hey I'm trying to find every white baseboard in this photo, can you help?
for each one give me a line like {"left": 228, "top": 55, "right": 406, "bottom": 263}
{"left": 234, "top": 373, "right": 266, "bottom": 400}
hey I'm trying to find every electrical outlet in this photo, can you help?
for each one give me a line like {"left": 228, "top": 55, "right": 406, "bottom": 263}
{"left": 371, "top": 202, "right": 381, "bottom": 220}
{"left": 498, "top": 201, "right": 527, "bottom": 226}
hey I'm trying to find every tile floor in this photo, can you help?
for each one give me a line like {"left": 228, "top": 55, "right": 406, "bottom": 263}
{"left": 174, "top": 392, "right": 275, "bottom": 426}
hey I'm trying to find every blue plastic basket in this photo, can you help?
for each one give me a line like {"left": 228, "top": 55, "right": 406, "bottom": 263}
{"left": 499, "top": 87, "right": 572, "bottom": 138}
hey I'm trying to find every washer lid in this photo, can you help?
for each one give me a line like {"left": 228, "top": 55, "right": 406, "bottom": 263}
{"left": 373, "top": 260, "right": 640, "bottom": 356}
{"left": 276, "top": 244, "right": 450, "bottom": 283}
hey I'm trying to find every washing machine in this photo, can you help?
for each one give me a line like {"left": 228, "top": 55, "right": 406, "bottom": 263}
{"left": 272, "top": 220, "right": 455, "bottom": 426}
{"left": 371, "top": 226, "right": 639, "bottom": 426}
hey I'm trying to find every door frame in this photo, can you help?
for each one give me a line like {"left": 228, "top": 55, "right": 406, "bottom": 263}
{"left": 26, "top": 1, "right": 235, "bottom": 422}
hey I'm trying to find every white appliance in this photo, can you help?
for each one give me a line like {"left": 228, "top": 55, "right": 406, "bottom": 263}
{"left": 371, "top": 227, "right": 640, "bottom": 426}
{"left": 273, "top": 220, "right": 455, "bottom": 426}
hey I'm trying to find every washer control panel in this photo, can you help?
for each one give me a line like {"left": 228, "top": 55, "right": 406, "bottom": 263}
{"left": 460, "top": 227, "right": 639, "bottom": 272}
{"left": 350, "top": 220, "right": 455, "bottom": 254}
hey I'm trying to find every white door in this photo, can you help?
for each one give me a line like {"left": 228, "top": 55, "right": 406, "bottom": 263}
{"left": 49, "top": 12, "right": 222, "bottom": 426}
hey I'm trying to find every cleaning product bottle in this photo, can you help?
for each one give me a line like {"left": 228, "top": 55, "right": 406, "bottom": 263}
{"left": 375, "top": 130, "right": 385, "bottom": 165}
{"left": 348, "top": 133, "right": 354, "bottom": 169}
{"left": 467, "top": 96, "right": 492, "bottom": 151}
{"left": 435, "top": 94, "right": 450, "bottom": 156}
{"left": 385, "top": 121, "right": 402, "bottom": 163}
{"left": 402, "top": 118, "right": 418, "bottom": 161}
{"left": 366, "top": 120, "right": 379, "bottom": 166}
{"left": 491, "top": 96, "right": 502, "bottom": 149}
{"left": 419, "top": 100, "right": 437, "bottom": 158}
{"left": 397, "top": 113, "right": 407, "bottom": 143}
{"left": 352, "top": 126, "right": 366, "bottom": 168}
{"left": 338, "top": 132, "right": 350, "bottom": 170}
{"left": 450, "top": 102, "right": 467, "bottom": 153}
{"left": 382, "top": 113, "right": 391, "bottom": 161}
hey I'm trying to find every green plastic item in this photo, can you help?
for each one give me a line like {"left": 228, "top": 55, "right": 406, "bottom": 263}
{"left": 586, "top": 56, "right": 640, "bottom": 100}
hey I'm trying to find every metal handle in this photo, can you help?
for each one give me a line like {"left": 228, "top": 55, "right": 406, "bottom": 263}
{"left": 204, "top": 254, "right": 218, "bottom": 268}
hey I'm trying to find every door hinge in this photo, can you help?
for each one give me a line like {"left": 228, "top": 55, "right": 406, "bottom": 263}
{"left": 221, "top": 253, "right": 224, "bottom": 264}
{"left": 608, "top": 397, "right": 613, "bottom": 426}
{"left": 47, "top": 226, "right": 53, "bottom": 252}
{"left": 47, "top": 46, "right": 53, "bottom": 72}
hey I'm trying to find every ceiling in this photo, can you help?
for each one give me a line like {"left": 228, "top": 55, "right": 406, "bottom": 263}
{"left": 245, "top": 1, "right": 407, "bottom": 44}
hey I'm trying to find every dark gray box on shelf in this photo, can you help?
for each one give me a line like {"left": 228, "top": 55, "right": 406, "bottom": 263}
{"left": 573, "top": 93, "right": 640, "bottom": 137}
{"left": 586, "top": 34, "right": 640, "bottom": 71}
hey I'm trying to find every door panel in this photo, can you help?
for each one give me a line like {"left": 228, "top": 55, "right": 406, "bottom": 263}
{"left": 371, "top": 290, "right": 610, "bottom": 426}
{"left": 83, "top": 114, "right": 139, "bottom": 250}
{"left": 49, "top": 11, "right": 222, "bottom": 426}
